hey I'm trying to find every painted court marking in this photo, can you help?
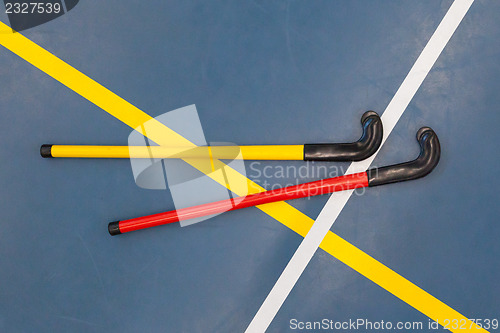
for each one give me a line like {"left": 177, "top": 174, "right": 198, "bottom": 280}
{"left": 0, "top": 2, "right": 486, "bottom": 331}
{"left": 246, "top": 0, "right": 476, "bottom": 332}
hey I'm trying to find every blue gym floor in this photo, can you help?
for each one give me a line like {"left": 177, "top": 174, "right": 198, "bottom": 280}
{"left": 0, "top": 1, "right": 499, "bottom": 332}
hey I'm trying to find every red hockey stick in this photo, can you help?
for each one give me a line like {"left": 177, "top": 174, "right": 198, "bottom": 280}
{"left": 109, "top": 127, "right": 440, "bottom": 236}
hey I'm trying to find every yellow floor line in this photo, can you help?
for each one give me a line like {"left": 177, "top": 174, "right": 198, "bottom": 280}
{"left": 0, "top": 21, "right": 486, "bottom": 332}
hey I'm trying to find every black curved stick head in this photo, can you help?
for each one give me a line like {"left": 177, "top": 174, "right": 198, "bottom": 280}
{"left": 303, "top": 110, "right": 383, "bottom": 162}
{"left": 367, "top": 127, "right": 441, "bottom": 187}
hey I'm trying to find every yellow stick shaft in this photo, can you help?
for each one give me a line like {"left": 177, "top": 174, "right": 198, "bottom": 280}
{"left": 48, "top": 145, "right": 304, "bottom": 160}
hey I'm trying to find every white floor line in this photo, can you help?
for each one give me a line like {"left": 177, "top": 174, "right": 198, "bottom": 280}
{"left": 245, "top": 1, "right": 474, "bottom": 331}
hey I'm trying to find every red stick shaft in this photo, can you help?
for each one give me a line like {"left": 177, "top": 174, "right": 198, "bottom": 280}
{"left": 117, "top": 172, "right": 368, "bottom": 234}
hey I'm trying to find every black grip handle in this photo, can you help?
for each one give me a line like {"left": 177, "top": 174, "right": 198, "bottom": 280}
{"left": 40, "top": 144, "right": 53, "bottom": 158}
{"left": 108, "top": 221, "right": 121, "bottom": 236}
{"left": 303, "top": 110, "right": 383, "bottom": 162}
{"left": 367, "top": 127, "right": 440, "bottom": 187}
